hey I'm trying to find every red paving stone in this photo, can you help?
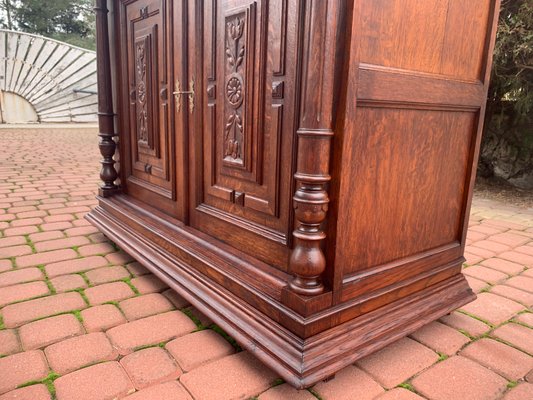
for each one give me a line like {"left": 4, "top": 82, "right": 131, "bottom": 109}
{"left": 1, "top": 128, "right": 533, "bottom": 399}
{"left": 15, "top": 249, "right": 78, "bottom": 268}
{"left": 460, "top": 338, "right": 533, "bottom": 380}
{"left": 120, "top": 347, "right": 181, "bottom": 389}
{"left": 126, "top": 261, "right": 150, "bottom": 276}
{"left": 0, "top": 260, "right": 12, "bottom": 272}
{"left": 439, "top": 311, "right": 491, "bottom": 337}
{"left": 409, "top": 321, "right": 470, "bottom": 355}
{"left": 490, "top": 284, "right": 533, "bottom": 307}
{"left": 0, "top": 350, "right": 49, "bottom": 394}
{"left": 492, "top": 323, "right": 533, "bottom": 354}
{"left": 49, "top": 274, "right": 88, "bottom": 292}
{"left": 45, "top": 332, "right": 118, "bottom": 374}
{"left": 505, "top": 275, "right": 533, "bottom": 292}
{"left": 0, "top": 281, "right": 49, "bottom": 307}
{"left": 376, "top": 388, "right": 425, "bottom": 400}
{"left": 45, "top": 256, "right": 108, "bottom": 277}
{"left": 19, "top": 314, "right": 84, "bottom": 350}
{"left": 84, "top": 281, "right": 135, "bottom": 305}
{"left": 463, "top": 265, "right": 509, "bottom": 284}
{"left": 503, "top": 383, "right": 533, "bottom": 400}
{"left": 107, "top": 311, "right": 197, "bottom": 354}
{"left": 180, "top": 352, "right": 278, "bottom": 400}
{"left": 258, "top": 384, "right": 316, "bottom": 400}
{"left": 123, "top": 381, "right": 192, "bottom": 400}
{"left": 0, "top": 267, "right": 44, "bottom": 288}
{"left": 0, "top": 384, "right": 52, "bottom": 400}
{"left": 412, "top": 356, "right": 508, "bottom": 400}
{"left": 312, "top": 366, "right": 385, "bottom": 400}
{"left": 163, "top": 289, "right": 190, "bottom": 309}
{"left": 34, "top": 236, "right": 90, "bottom": 252}
{"left": 356, "top": 337, "right": 439, "bottom": 388}
{"left": 166, "top": 330, "right": 235, "bottom": 372}
{"left": 2, "top": 292, "right": 87, "bottom": 328}
{"left": 120, "top": 293, "right": 174, "bottom": 321}
{"left": 54, "top": 361, "right": 135, "bottom": 400}
{"left": 0, "top": 330, "right": 21, "bottom": 356}
{"left": 81, "top": 304, "right": 127, "bottom": 332}
{"left": 459, "top": 292, "right": 525, "bottom": 325}
{"left": 131, "top": 274, "right": 169, "bottom": 294}
{"left": 85, "top": 265, "right": 130, "bottom": 285}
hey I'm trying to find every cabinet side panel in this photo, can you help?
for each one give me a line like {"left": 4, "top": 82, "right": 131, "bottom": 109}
{"left": 359, "top": 0, "right": 491, "bottom": 80}
{"left": 339, "top": 108, "right": 475, "bottom": 273}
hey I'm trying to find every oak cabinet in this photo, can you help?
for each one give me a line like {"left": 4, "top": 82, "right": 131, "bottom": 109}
{"left": 89, "top": 0, "right": 501, "bottom": 388}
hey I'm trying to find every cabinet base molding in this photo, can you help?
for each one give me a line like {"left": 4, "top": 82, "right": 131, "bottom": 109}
{"left": 87, "top": 197, "right": 475, "bottom": 389}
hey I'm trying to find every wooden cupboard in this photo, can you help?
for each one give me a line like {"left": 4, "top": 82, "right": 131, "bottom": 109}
{"left": 88, "top": 0, "right": 501, "bottom": 388}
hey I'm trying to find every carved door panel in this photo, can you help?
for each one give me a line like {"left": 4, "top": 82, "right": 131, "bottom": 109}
{"left": 119, "top": 0, "right": 186, "bottom": 218}
{"left": 188, "top": 0, "right": 299, "bottom": 269}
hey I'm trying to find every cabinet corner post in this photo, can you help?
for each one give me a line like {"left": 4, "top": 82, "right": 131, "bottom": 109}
{"left": 95, "top": 0, "right": 120, "bottom": 197}
{"left": 289, "top": 0, "right": 343, "bottom": 296}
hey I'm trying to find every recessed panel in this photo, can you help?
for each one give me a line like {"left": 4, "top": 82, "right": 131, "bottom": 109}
{"left": 360, "top": 0, "right": 492, "bottom": 80}
{"left": 339, "top": 107, "right": 476, "bottom": 274}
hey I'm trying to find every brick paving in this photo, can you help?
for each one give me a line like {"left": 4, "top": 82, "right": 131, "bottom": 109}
{"left": 0, "top": 125, "right": 532, "bottom": 399}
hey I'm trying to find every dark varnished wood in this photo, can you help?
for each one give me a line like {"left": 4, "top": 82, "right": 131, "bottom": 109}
{"left": 94, "top": 0, "right": 119, "bottom": 197}
{"left": 90, "top": 0, "right": 501, "bottom": 388}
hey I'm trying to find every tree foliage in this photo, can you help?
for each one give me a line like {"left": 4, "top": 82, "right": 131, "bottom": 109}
{"left": 0, "top": 0, "right": 95, "bottom": 50}
{"left": 480, "top": 0, "right": 533, "bottom": 188}
{"left": 488, "top": 0, "right": 533, "bottom": 119}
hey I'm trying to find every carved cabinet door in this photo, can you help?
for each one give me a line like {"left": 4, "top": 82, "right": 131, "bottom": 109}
{"left": 187, "top": 0, "right": 299, "bottom": 269}
{"left": 119, "top": 0, "right": 187, "bottom": 219}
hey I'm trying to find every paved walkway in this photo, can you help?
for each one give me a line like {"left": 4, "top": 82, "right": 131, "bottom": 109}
{"left": 0, "top": 126, "right": 532, "bottom": 400}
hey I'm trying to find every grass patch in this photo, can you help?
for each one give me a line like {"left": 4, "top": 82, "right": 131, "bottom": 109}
{"left": 507, "top": 381, "right": 518, "bottom": 389}
{"left": 437, "top": 352, "right": 449, "bottom": 362}
{"left": 271, "top": 378, "right": 284, "bottom": 387}
{"left": 211, "top": 325, "right": 242, "bottom": 352}
{"left": 397, "top": 382, "right": 416, "bottom": 392}
{"left": 181, "top": 308, "right": 204, "bottom": 330}
{"left": 456, "top": 310, "right": 495, "bottom": 328}
{"left": 458, "top": 329, "right": 475, "bottom": 340}
{"left": 24, "top": 235, "right": 37, "bottom": 253}
{"left": 308, "top": 388, "right": 324, "bottom": 400}
{"left": 132, "top": 342, "right": 166, "bottom": 352}
{"left": 122, "top": 278, "right": 140, "bottom": 296}
{"left": 78, "top": 272, "right": 91, "bottom": 287}
{"left": 72, "top": 288, "right": 90, "bottom": 305}
{"left": 72, "top": 310, "right": 84, "bottom": 323}
{"left": 18, "top": 371, "right": 60, "bottom": 398}
{"left": 0, "top": 315, "right": 5, "bottom": 330}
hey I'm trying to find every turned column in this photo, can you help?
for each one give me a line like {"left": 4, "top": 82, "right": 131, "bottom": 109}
{"left": 94, "top": 0, "right": 119, "bottom": 197}
{"left": 289, "top": 0, "right": 344, "bottom": 296}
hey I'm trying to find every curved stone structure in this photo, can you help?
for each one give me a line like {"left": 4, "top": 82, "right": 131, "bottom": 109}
{"left": 0, "top": 29, "right": 97, "bottom": 123}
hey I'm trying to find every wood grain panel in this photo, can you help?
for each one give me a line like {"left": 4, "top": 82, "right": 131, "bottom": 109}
{"left": 360, "top": 0, "right": 493, "bottom": 80}
{"left": 357, "top": 65, "right": 485, "bottom": 109}
{"left": 338, "top": 107, "right": 476, "bottom": 274}
{"left": 190, "top": 0, "right": 301, "bottom": 268}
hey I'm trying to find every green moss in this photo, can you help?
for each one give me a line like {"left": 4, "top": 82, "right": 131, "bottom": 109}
{"left": 210, "top": 325, "right": 242, "bottom": 352}
{"left": 397, "top": 382, "right": 416, "bottom": 392}
{"left": 456, "top": 310, "right": 494, "bottom": 328}
{"left": 507, "top": 381, "right": 518, "bottom": 389}
{"left": 437, "top": 352, "right": 449, "bottom": 362}
{"left": 72, "top": 310, "right": 84, "bottom": 323}
{"left": 24, "top": 235, "right": 37, "bottom": 253}
{"left": 18, "top": 372, "right": 60, "bottom": 398}
{"left": 0, "top": 315, "right": 5, "bottom": 330}
{"left": 181, "top": 308, "right": 204, "bottom": 329}
{"left": 122, "top": 278, "right": 140, "bottom": 296}
{"left": 73, "top": 288, "right": 90, "bottom": 305}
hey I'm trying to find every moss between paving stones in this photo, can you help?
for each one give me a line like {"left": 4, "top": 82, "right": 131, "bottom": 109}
{"left": 17, "top": 371, "right": 60, "bottom": 399}
{"left": 210, "top": 324, "right": 242, "bottom": 352}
